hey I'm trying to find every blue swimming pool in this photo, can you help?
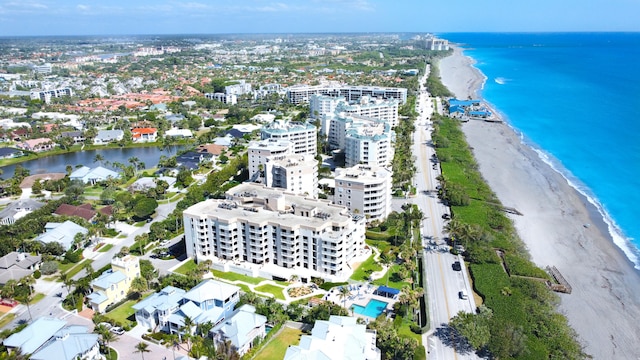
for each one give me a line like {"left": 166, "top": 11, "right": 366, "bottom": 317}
{"left": 352, "top": 299, "right": 388, "bottom": 318}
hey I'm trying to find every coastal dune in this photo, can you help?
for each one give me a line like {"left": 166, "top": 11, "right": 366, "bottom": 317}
{"left": 438, "top": 47, "right": 640, "bottom": 359}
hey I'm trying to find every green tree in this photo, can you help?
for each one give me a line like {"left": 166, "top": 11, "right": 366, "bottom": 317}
{"left": 134, "top": 342, "right": 151, "bottom": 360}
{"left": 450, "top": 307, "right": 492, "bottom": 350}
{"left": 130, "top": 277, "right": 148, "bottom": 294}
{"left": 95, "top": 324, "right": 117, "bottom": 357}
{"left": 338, "top": 286, "right": 351, "bottom": 310}
{"left": 133, "top": 197, "right": 158, "bottom": 219}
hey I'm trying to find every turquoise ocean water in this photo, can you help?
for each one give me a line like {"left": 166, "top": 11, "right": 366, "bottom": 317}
{"left": 441, "top": 33, "right": 640, "bottom": 268}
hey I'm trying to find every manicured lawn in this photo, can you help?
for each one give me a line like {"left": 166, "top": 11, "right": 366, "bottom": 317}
{"left": 104, "top": 348, "right": 118, "bottom": 360}
{"left": 350, "top": 254, "right": 382, "bottom": 282}
{"left": 66, "top": 259, "right": 93, "bottom": 278}
{"left": 31, "top": 293, "right": 45, "bottom": 304}
{"left": 373, "top": 264, "right": 411, "bottom": 290}
{"left": 254, "top": 326, "right": 302, "bottom": 360}
{"left": 105, "top": 299, "right": 141, "bottom": 327}
{"left": 174, "top": 259, "right": 197, "bottom": 275}
{"left": 211, "top": 269, "right": 265, "bottom": 285}
{"left": 254, "top": 284, "right": 286, "bottom": 300}
{"left": 0, "top": 313, "right": 16, "bottom": 329}
{"left": 99, "top": 244, "right": 114, "bottom": 252}
{"left": 57, "top": 261, "right": 76, "bottom": 274}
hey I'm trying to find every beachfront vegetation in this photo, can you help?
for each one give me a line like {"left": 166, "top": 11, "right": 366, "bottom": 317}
{"left": 425, "top": 62, "right": 454, "bottom": 98}
{"left": 432, "top": 113, "right": 586, "bottom": 359}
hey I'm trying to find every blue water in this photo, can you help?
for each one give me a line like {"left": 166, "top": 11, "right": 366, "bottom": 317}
{"left": 441, "top": 33, "right": 640, "bottom": 268}
{"left": 352, "top": 299, "right": 388, "bottom": 318}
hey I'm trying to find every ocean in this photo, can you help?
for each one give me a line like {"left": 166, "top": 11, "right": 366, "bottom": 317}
{"left": 440, "top": 32, "right": 640, "bottom": 268}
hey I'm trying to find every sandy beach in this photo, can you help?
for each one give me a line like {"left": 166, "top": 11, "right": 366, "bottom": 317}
{"left": 438, "top": 47, "right": 640, "bottom": 359}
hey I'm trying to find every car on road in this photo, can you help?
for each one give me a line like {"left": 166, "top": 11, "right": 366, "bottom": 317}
{"left": 459, "top": 290, "right": 468, "bottom": 300}
{"left": 442, "top": 213, "right": 451, "bottom": 220}
{"left": 110, "top": 327, "right": 125, "bottom": 335}
{"left": 452, "top": 261, "right": 462, "bottom": 271}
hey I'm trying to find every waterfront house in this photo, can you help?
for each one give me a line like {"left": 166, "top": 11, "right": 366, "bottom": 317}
{"left": 0, "top": 147, "right": 23, "bottom": 159}
{"left": 175, "top": 151, "right": 213, "bottom": 170}
{"left": 35, "top": 220, "right": 89, "bottom": 251}
{"left": 129, "top": 176, "right": 176, "bottom": 192}
{"left": 210, "top": 304, "right": 267, "bottom": 356}
{"left": 131, "top": 127, "right": 157, "bottom": 142}
{"left": 165, "top": 128, "right": 193, "bottom": 138}
{"left": 87, "top": 255, "right": 140, "bottom": 313}
{"left": 18, "top": 137, "right": 55, "bottom": 152}
{"left": 93, "top": 129, "right": 124, "bottom": 145}
{"left": 3, "top": 318, "right": 99, "bottom": 360}
{"left": 60, "top": 130, "right": 86, "bottom": 144}
{"left": 0, "top": 252, "right": 42, "bottom": 286}
{"left": 133, "top": 279, "right": 240, "bottom": 334}
{"left": 284, "top": 316, "right": 381, "bottom": 360}
{"left": 69, "top": 166, "right": 120, "bottom": 185}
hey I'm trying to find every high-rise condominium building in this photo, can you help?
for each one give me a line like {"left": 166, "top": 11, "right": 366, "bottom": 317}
{"left": 261, "top": 120, "right": 317, "bottom": 156}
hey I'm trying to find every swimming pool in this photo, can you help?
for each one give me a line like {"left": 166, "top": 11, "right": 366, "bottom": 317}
{"left": 352, "top": 299, "right": 388, "bottom": 318}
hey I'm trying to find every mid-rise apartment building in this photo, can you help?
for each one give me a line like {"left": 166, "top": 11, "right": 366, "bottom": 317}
{"left": 248, "top": 139, "right": 292, "bottom": 180}
{"left": 205, "top": 92, "right": 238, "bottom": 105}
{"left": 310, "top": 95, "right": 399, "bottom": 129}
{"left": 287, "top": 84, "right": 407, "bottom": 105}
{"left": 334, "top": 165, "right": 392, "bottom": 223}
{"left": 30, "top": 87, "right": 73, "bottom": 104}
{"left": 183, "top": 183, "right": 366, "bottom": 282}
{"left": 261, "top": 120, "right": 317, "bottom": 157}
{"left": 264, "top": 154, "right": 318, "bottom": 198}
{"left": 328, "top": 114, "right": 394, "bottom": 168}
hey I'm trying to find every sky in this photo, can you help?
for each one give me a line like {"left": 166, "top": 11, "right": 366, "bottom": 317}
{"left": 1, "top": 0, "right": 639, "bottom": 36}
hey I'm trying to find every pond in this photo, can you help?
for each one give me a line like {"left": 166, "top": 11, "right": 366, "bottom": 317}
{"left": 0, "top": 145, "right": 182, "bottom": 178}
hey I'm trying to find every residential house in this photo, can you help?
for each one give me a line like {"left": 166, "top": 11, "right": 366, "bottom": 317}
{"left": 165, "top": 128, "right": 193, "bottom": 138}
{"left": 0, "top": 252, "right": 42, "bottom": 285}
{"left": 210, "top": 304, "right": 267, "bottom": 356}
{"left": 35, "top": 220, "right": 89, "bottom": 251}
{"left": 175, "top": 151, "right": 212, "bottom": 170}
{"left": 131, "top": 127, "right": 157, "bottom": 142}
{"left": 93, "top": 129, "right": 124, "bottom": 145}
{"left": 60, "top": 131, "right": 86, "bottom": 144}
{"left": 18, "top": 138, "right": 55, "bottom": 152}
{"left": 87, "top": 255, "right": 140, "bottom": 313}
{"left": 54, "top": 203, "right": 96, "bottom": 222}
{"left": 133, "top": 279, "right": 240, "bottom": 334}
{"left": 0, "top": 199, "right": 43, "bottom": 225}
{"left": 3, "top": 318, "right": 100, "bottom": 360}
{"left": 129, "top": 176, "right": 176, "bottom": 192}
{"left": 196, "top": 144, "right": 227, "bottom": 156}
{"left": 284, "top": 316, "right": 381, "bottom": 360}
{"left": 0, "top": 147, "right": 23, "bottom": 159}
{"left": 69, "top": 166, "right": 120, "bottom": 185}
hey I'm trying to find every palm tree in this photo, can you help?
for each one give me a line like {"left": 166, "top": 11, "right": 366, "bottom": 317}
{"left": 134, "top": 342, "right": 150, "bottom": 360}
{"left": 95, "top": 324, "right": 117, "bottom": 357}
{"left": 180, "top": 315, "right": 196, "bottom": 353}
{"left": 338, "top": 286, "right": 351, "bottom": 310}
{"left": 380, "top": 254, "right": 394, "bottom": 287}
{"left": 58, "top": 272, "right": 75, "bottom": 307}
{"left": 94, "top": 154, "right": 104, "bottom": 166}
{"left": 0, "top": 279, "right": 17, "bottom": 300}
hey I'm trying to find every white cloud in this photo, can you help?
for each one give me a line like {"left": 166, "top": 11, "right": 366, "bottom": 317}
{"left": 77, "top": 4, "right": 90, "bottom": 11}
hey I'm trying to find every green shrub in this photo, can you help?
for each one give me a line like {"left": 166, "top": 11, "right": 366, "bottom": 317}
{"left": 319, "top": 282, "right": 348, "bottom": 291}
{"left": 33, "top": 270, "right": 41, "bottom": 279}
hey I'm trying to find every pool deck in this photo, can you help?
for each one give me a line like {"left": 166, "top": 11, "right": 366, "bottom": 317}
{"left": 324, "top": 284, "right": 399, "bottom": 320}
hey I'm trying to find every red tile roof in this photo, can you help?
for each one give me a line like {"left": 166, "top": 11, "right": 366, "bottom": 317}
{"left": 54, "top": 203, "right": 96, "bottom": 221}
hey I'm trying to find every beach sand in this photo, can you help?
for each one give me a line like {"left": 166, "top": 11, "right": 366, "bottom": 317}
{"left": 438, "top": 47, "right": 640, "bottom": 359}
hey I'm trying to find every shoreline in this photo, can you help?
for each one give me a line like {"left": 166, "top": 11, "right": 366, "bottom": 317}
{"left": 438, "top": 46, "right": 640, "bottom": 359}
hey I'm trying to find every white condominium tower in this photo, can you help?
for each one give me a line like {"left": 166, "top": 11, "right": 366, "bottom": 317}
{"left": 183, "top": 183, "right": 366, "bottom": 282}
{"left": 310, "top": 95, "right": 399, "bottom": 129}
{"left": 334, "top": 165, "right": 392, "bottom": 223}
{"left": 264, "top": 154, "right": 318, "bottom": 198}
{"left": 261, "top": 120, "right": 317, "bottom": 157}
{"left": 328, "top": 114, "right": 394, "bottom": 168}
{"left": 248, "top": 139, "right": 292, "bottom": 181}
{"left": 286, "top": 84, "right": 408, "bottom": 105}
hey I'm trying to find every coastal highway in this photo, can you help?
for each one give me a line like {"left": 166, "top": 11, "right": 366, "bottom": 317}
{"left": 414, "top": 67, "right": 479, "bottom": 360}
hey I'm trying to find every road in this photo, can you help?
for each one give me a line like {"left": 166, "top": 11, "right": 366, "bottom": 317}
{"left": 412, "top": 65, "right": 479, "bottom": 360}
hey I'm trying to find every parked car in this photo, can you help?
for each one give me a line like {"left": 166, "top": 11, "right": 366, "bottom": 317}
{"left": 110, "top": 327, "right": 125, "bottom": 335}
{"left": 97, "top": 322, "right": 112, "bottom": 330}
{"left": 452, "top": 261, "right": 462, "bottom": 271}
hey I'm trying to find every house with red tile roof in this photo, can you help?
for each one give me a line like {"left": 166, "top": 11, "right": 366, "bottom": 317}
{"left": 131, "top": 127, "right": 157, "bottom": 142}
{"left": 54, "top": 203, "right": 96, "bottom": 222}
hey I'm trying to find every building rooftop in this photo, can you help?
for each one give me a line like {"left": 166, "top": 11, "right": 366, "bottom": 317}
{"left": 183, "top": 279, "right": 240, "bottom": 304}
{"left": 3, "top": 317, "right": 66, "bottom": 354}
{"left": 211, "top": 304, "right": 267, "bottom": 351}
{"left": 184, "top": 183, "right": 353, "bottom": 230}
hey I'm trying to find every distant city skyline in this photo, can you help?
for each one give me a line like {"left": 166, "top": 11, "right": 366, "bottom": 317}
{"left": 0, "top": 0, "right": 638, "bottom": 36}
